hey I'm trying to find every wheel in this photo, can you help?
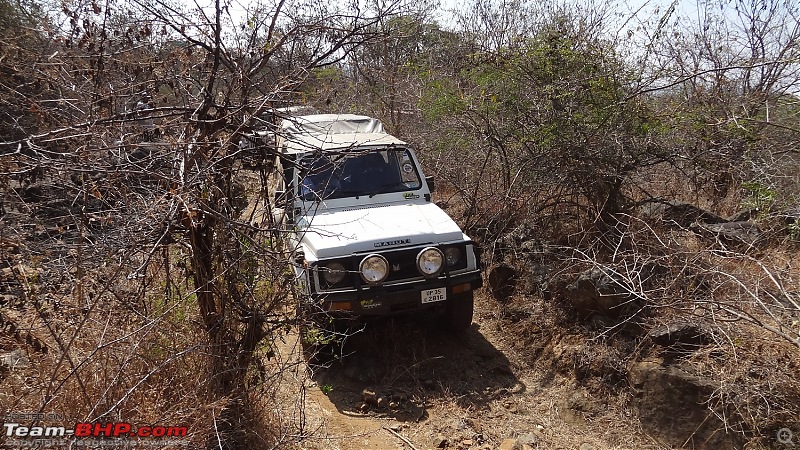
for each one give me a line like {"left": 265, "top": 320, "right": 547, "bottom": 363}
{"left": 443, "top": 291, "right": 474, "bottom": 331}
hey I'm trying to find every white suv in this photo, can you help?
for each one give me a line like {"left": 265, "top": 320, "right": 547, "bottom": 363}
{"left": 272, "top": 114, "right": 482, "bottom": 330}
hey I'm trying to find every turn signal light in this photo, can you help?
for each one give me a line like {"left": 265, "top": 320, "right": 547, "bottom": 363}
{"left": 452, "top": 283, "right": 472, "bottom": 294}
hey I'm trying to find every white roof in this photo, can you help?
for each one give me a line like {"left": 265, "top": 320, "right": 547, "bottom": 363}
{"left": 279, "top": 114, "right": 407, "bottom": 155}
{"left": 282, "top": 132, "right": 407, "bottom": 154}
{"left": 281, "top": 114, "right": 385, "bottom": 135}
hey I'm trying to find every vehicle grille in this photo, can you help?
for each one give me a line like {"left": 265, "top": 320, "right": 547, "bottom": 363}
{"left": 313, "top": 244, "right": 469, "bottom": 291}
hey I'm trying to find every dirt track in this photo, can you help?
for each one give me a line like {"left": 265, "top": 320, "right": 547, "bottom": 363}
{"left": 272, "top": 291, "right": 657, "bottom": 450}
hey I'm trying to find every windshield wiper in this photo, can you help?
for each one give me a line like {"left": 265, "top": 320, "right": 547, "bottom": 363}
{"left": 368, "top": 190, "right": 392, "bottom": 198}
{"left": 326, "top": 189, "right": 361, "bottom": 199}
{"left": 365, "top": 184, "right": 401, "bottom": 198}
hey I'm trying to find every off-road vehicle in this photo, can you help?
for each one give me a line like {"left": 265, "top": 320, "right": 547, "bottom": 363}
{"left": 271, "top": 114, "right": 482, "bottom": 330}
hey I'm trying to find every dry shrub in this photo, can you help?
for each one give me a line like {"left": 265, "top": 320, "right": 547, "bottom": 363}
{"left": 0, "top": 165, "right": 296, "bottom": 448}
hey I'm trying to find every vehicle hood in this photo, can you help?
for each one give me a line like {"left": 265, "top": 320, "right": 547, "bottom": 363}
{"left": 297, "top": 202, "right": 466, "bottom": 259}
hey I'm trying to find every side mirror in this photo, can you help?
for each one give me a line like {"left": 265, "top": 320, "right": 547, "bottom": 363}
{"left": 425, "top": 175, "right": 435, "bottom": 193}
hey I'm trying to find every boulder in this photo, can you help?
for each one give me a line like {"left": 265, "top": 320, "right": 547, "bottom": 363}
{"left": 565, "top": 268, "right": 634, "bottom": 316}
{"left": 649, "top": 322, "right": 711, "bottom": 352}
{"left": 728, "top": 208, "right": 759, "bottom": 222}
{"left": 629, "top": 361, "right": 745, "bottom": 449}
{"left": 361, "top": 388, "right": 379, "bottom": 406}
{"left": 488, "top": 264, "right": 517, "bottom": 302}
{"left": 690, "top": 221, "right": 763, "bottom": 247}
{"left": 497, "top": 434, "right": 537, "bottom": 450}
{"left": 639, "top": 201, "right": 726, "bottom": 228}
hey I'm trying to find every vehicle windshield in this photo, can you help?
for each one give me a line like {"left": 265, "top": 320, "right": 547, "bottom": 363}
{"left": 298, "top": 149, "right": 422, "bottom": 201}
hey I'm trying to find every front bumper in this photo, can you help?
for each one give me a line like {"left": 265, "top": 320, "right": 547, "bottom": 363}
{"left": 308, "top": 270, "right": 483, "bottom": 316}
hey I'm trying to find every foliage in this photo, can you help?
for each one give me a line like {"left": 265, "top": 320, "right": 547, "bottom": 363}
{"left": 741, "top": 181, "right": 777, "bottom": 215}
{"left": 415, "top": 13, "right": 669, "bottom": 241}
{"left": 0, "top": 0, "right": 394, "bottom": 448}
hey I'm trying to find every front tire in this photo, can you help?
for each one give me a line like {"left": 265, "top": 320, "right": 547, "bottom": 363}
{"left": 443, "top": 291, "right": 474, "bottom": 331}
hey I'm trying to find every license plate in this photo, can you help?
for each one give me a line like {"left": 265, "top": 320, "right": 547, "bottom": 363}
{"left": 421, "top": 288, "right": 447, "bottom": 304}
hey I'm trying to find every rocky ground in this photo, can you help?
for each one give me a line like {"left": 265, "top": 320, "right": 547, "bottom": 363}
{"left": 272, "top": 293, "right": 673, "bottom": 450}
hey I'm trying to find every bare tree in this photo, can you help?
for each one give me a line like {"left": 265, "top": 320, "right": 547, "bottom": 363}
{"left": 0, "top": 0, "right": 396, "bottom": 447}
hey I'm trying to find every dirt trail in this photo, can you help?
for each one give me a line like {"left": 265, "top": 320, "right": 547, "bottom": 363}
{"left": 272, "top": 330, "right": 410, "bottom": 450}
{"left": 268, "top": 295, "right": 660, "bottom": 450}
{"left": 302, "top": 387, "right": 401, "bottom": 450}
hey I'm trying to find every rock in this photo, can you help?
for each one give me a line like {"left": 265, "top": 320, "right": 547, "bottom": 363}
{"left": 516, "top": 433, "right": 537, "bottom": 445}
{"left": 488, "top": 264, "right": 517, "bottom": 301}
{"left": 567, "top": 390, "right": 602, "bottom": 415}
{"left": 690, "top": 221, "right": 763, "bottom": 247}
{"left": 639, "top": 201, "right": 726, "bottom": 227}
{"left": 565, "top": 268, "right": 634, "bottom": 316}
{"left": 361, "top": 388, "right": 378, "bottom": 406}
{"left": 495, "top": 223, "right": 540, "bottom": 258}
{"left": 461, "top": 439, "right": 473, "bottom": 447}
{"left": 434, "top": 435, "right": 449, "bottom": 448}
{"left": 376, "top": 396, "right": 387, "bottom": 408}
{"left": 391, "top": 392, "right": 408, "bottom": 402}
{"left": 728, "top": 208, "right": 759, "bottom": 222}
{"left": 498, "top": 438, "right": 517, "bottom": 450}
{"left": 496, "top": 434, "right": 538, "bottom": 450}
{"left": 649, "top": 322, "right": 711, "bottom": 352}
{"left": 629, "top": 362, "right": 745, "bottom": 449}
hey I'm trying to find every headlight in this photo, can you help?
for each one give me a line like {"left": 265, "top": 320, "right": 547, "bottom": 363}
{"left": 444, "top": 247, "right": 462, "bottom": 266}
{"left": 321, "top": 262, "right": 347, "bottom": 285}
{"left": 359, "top": 254, "right": 389, "bottom": 284}
{"left": 416, "top": 247, "right": 444, "bottom": 277}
